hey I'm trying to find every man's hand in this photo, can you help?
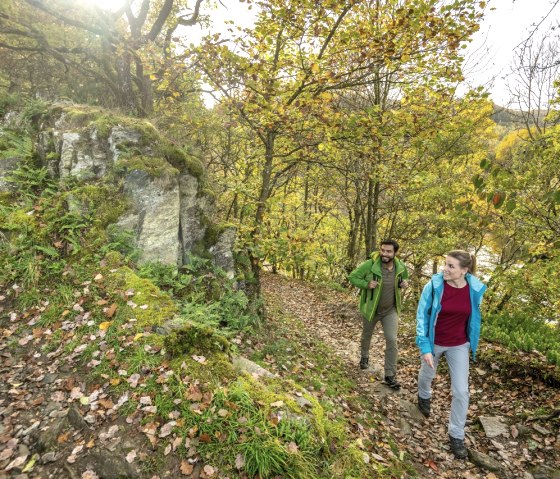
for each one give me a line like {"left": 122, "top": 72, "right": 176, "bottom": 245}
{"left": 367, "top": 279, "right": 378, "bottom": 289}
{"left": 400, "top": 279, "right": 410, "bottom": 290}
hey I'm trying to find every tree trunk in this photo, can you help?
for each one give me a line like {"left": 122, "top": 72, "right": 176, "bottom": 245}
{"left": 346, "top": 192, "right": 362, "bottom": 270}
{"left": 365, "top": 179, "right": 379, "bottom": 255}
{"left": 115, "top": 51, "right": 138, "bottom": 115}
{"left": 247, "top": 130, "right": 276, "bottom": 304}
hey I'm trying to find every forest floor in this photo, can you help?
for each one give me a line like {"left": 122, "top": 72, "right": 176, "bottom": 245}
{"left": 252, "top": 272, "right": 560, "bottom": 479}
{"left": 0, "top": 271, "right": 559, "bottom": 479}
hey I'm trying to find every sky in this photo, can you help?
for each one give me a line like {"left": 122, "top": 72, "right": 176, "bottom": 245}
{"left": 461, "top": 0, "right": 558, "bottom": 105}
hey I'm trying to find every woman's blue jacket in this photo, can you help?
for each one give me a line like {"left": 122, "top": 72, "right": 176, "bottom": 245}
{"left": 415, "top": 272, "right": 487, "bottom": 360}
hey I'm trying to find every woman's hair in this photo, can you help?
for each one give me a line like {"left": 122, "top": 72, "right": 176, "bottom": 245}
{"left": 447, "top": 250, "right": 476, "bottom": 274}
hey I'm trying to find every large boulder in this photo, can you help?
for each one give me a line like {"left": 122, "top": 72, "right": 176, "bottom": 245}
{"left": 32, "top": 103, "right": 235, "bottom": 274}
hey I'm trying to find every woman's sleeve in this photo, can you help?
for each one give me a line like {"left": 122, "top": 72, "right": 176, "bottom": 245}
{"left": 415, "top": 282, "right": 433, "bottom": 355}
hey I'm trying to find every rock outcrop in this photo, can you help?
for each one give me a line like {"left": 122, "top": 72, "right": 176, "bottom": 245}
{"left": 22, "top": 103, "right": 235, "bottom": 275}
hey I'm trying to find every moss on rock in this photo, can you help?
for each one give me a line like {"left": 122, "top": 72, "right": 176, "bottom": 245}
{"left": 169, "top": 352, "right": 236, "bottom": 386}
{"left": 105, "top": 266, "right": 178, "bottom": 329}
{"left": 116, "top": 155, "right": 179, "bottom": 180}
{"left": 164, "top": 321, "right": 230, "bottom": 357}
{"left": 204, "top": 222, "right": 235, "bottom": 248}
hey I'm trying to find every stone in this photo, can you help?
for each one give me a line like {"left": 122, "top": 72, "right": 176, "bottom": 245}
{"left": 209, "top": 227, "right": 236, "bottom": 279}
{"left": 531, "top": 465, "right": 560, "bottom": 479}
{"left": 37, "top": 418, "right": 68, "bottom": 452}
{"left": 108, "top": 126, "right": 141, "bottom": 162}
{"left": 29, "top": 104, "right": 235, "bottom": 275}
{"left": 295, "top": 396, "right": 313, "bottom": 409}
{"left": 0, "top": 156, "right": 20, "bottom": 193}
{"left": 479, "top": 416, "right": 509, "bottom": 438}
{"left": 179, "top": 172, "right": 213, "bottom": 261}
{"left": 118, "top": 170, "right": 181, "bottom": 265}
{"left": 232, "top": 356, "right": 275, "bottom": 378}
{"left": 468, "top": 448, "right": 503, "bottom": 472}
{"left": 79, "top": 451, "right": 137, "bottom": 479}
{"left": 67, "top": 406, "right": 89, "bottom": 431}
{"left": 42, "top": 373, "right": 57, "bottom": 384}
{"left": 41, "top": 451, "right": 58, "bottom": 463}
{"left": 397, "top": 417, "right": 413, "bottom": 436}
{"left": 400, "top": 398, "right": 425, "bottom": 424}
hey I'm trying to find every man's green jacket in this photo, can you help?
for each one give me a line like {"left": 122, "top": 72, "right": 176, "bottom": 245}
{"left": 348, "top": 252, "right": 409, "bottom": 321}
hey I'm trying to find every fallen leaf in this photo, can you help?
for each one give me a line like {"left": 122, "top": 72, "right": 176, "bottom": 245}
{"left": 192, "top": 355, "right": 207, "bottom": 364}
{"left": 287, "top": 442, "right": 299, "bottom": 453}
{"left": 82, "top": 471, "right": 99, "bottom": 479}
{"left": 126, "top": 450, "right": 137, "bottom": 463}
{"left": 105, "top": 303, "right": 118, "bottom": 318}
{"left": 0, "top": 448, "right": 14, "bottom": 461}
{"left": 425, "top": 460, "right": 438, "bottom": 471}
{"left": 98, "top": 398, "right": 114, "bottom": 409}
{"left": 57, "top": 431, "right": 71, "bottom": 444}
{"left": 99, "top": 321, "right": 112, "bottom": 331}
{"left": 5, "top": 455, "right": 27, "bottom": 470}
{"left": 235, "top": 453, "right": 245, "bottom": 470}
{"left": 180, "top": 460, "right": 193, "bottom": 475}
{"left": 203, "top": 465, "right": 215, "bottom": 476}
{"left": 159, "top": 421, "right": 176, "bottom": 438}
{"left": 128, "top": 374, "right": 141, "bottom": 388}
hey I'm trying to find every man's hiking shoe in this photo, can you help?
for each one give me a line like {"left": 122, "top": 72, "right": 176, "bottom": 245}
{"left": 383, "top": 376, "right": 401, "bottom": 390}
{"left": 417, "top": 395, "right": 431, "bottom": 417}
{"left": 359, "top": 357, "right": 369, "bottom": 369}
{"left": 449, "top": 435, "right": 468, "bottom": 459}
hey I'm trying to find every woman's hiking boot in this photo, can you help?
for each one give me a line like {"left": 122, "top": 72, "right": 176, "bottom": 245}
{"left": 417, "top": 395, "right": 431, "bottom": 417}
{"left": 383, "top": 376, "right": 401, "bottom": 390}
{"left": 359, "top": 357, "right": 369, "bottom": 369}
{"left": 449, "top": 435, "right": 468, "bottom": 459}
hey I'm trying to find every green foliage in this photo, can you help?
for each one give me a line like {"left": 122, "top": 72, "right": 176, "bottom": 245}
{"left": 138, "top": 262, "right": 192, "bottom": 295}
{"left": 0, "top": 129, "right": 32, "bottom": 161}
{"left": 0, "top": 94, "right": 22, "bottom": 116}
{"left": 6, "top": 164, "right": 54, "bottom": 199}
{"left": 137, "top": 255, "right": 260, "bottom": 333}
{"left": 483, "top": 312, "right": 560, "bottom": 367}
{"left": 101, "top": 225, "right": 140, "bottom": 263}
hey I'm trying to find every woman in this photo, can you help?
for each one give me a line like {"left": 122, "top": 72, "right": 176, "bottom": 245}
{"left": 415, "top": 250, "right": 487, "bottom": 459}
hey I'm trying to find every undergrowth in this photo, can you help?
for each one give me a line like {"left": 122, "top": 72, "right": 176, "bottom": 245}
{"left": 0, "top": 104, "right": 404, "bottom": 478}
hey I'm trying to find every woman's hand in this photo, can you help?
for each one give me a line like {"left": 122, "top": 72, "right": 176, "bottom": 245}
{"left": 422, "top": 352, "right": 434, "bottom": 369}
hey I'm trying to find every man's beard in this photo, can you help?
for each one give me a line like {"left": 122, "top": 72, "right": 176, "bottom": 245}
{"left": 381, "top": 256, "right": 393, "bottom": 263}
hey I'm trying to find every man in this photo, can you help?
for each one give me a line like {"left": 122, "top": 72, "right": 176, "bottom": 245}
{"left": 348, "top": 239, "right": 410, "bottom": 389}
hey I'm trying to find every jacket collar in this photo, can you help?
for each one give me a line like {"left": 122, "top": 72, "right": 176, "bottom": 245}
{"left": 432, "top": 272, "right": 486, "bottom": 292}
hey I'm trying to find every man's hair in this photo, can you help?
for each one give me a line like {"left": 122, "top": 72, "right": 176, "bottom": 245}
{"left": 380, "top": 239, "right": 399, "bottom": 253}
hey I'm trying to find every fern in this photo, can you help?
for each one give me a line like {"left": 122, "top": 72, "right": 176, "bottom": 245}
{"left": 0, "top": 129, "right": 33, "bottom": 160}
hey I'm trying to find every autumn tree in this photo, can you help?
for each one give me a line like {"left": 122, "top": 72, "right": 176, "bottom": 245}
{"left": 0, "top": 0, "right": 204, "bottom": 115}
{"left": 197, "top": 0, "right": 485, "bottom": 293}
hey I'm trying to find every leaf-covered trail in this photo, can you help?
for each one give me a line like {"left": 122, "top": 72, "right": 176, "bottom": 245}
{"left": 260, "top": 271, "right": 560, "bottom": 479}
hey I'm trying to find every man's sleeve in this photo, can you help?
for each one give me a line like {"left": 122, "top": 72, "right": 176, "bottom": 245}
{"left": 402, "top": 263, "right": 410, "bottom": 280}
{"left": 348, "top": 260, "right": 371, "bottom": 289}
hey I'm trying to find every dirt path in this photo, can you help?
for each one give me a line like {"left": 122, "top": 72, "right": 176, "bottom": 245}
{"left": 261, "top": 272, "right": 560, "bottom": 479}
